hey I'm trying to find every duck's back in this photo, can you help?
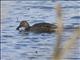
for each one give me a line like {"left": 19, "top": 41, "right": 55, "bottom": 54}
{"left": 30, "top": 23, "right": 56, "bottom": 32}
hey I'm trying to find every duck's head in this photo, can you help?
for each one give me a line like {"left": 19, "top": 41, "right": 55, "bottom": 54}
{"left": 16, "top": 20, "right": 29, "bottom": 31}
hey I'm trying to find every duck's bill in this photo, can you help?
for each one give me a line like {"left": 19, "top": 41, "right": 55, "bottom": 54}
{"left": 19, "top": 27, "right": 25, "bottom": 31}
{"left": 16, "top": 26, "right": 25, "bottom": 31}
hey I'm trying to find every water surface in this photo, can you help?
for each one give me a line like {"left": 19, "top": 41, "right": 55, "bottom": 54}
{"left": 1, "top": 1, "right": 80, "bottom": 60}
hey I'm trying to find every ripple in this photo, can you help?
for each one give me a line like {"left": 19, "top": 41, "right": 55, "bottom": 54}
{"left": 0, "top": 41, "right": 8, "bottom": 43}
{"left": 31, "top": 46, "right": 38, "bottom": 49}
{"left": 28, "top": 56, "right": 37, "bottom": 59}
{"left": 1, "top": 1, "right": 80, "bottom": 60}
{"left": 14, "top": 43, "right": 28, "bottom": 49}
{"left": 9, "top": 25, "right": 14, "bottom": 27}
{"left": 39, "top": 47, "right": 50, "bottom": 51}
{"left": 3, "top": 35, "right": 13, "bottom": 38}
{"left": 37, "top": 43, "right": 53, "bottom": 46}
{"left": 20, "top": 53, "right": 28, "bottom": 57}
{"left": 71, "top": 16, "right": 80, "bottom": 19}
{"left": 14, "top": 8, "right": 22, "bottom": 10}
{"left": 21, "top": 6, "right": 53, "bottom": 9}
{"left": 31, "top": 39, "right": 39, "bottom": 42}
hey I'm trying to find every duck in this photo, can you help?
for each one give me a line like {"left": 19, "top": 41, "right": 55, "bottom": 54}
{"left": 16, "top": 20, "right": 57, "bottom": 33}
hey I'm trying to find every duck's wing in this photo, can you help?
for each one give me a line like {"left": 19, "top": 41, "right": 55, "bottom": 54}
{"left": 30, "top": 23, "right": 56, "bottom": 32}
{"left": 31, "top": 23, "right": 52, "bottom": 28}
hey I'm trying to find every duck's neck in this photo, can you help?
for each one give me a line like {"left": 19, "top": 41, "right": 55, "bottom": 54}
{"left": 25, "top": 26, "right": 31, "bottom": 31}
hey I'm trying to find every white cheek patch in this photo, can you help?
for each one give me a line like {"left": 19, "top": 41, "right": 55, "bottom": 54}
{"left": 19, "top": 27, "right": 25, "bottom": 31}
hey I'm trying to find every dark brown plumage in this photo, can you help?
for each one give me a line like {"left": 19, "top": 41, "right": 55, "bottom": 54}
{"left": 16, "top": 20, "right": 57, "bottom": 33}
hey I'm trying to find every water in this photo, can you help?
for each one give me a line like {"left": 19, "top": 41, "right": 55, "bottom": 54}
{"left": 1, "top": 1, "right": 80, "bottom": 60}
